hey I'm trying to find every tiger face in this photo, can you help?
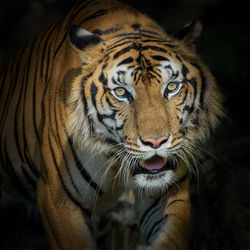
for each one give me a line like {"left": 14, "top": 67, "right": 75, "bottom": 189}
{"left": 68, "top": 23, "right": 222, "bottom": 193}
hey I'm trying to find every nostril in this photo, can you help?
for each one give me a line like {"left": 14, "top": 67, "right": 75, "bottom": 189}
{"left": 140, "top": 137, "right": 154, "bottom": 147}
{"left": 141, "top": 136, "right": 168, "bottom": 148}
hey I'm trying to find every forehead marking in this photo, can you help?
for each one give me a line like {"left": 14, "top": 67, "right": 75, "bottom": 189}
{"left": 160, "top": 58, "right": 182, "bottom": 83}
{"left": 117, "top": 57, "right": 134, "bottom": 66}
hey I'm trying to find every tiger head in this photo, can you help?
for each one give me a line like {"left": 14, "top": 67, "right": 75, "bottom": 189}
{"left": 67, "top": 20, "right": 223, "bottom": 194}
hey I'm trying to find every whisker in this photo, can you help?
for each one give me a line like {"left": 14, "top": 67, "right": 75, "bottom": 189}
{"left": 185, "top": 137, "right": 224, "bottom": 167}
{"left": 90, "top": 146, "right": 127, "bottom": 208}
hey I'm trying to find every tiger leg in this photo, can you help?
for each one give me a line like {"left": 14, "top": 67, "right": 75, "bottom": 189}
{"left": 37, "top": 174, "right": 94, "bottom": 250}
{"left": 137, "top": 177, "right": 190, "bottom": 250}
{"left": 37, "top": 178, "right": 93, "bottom": 250}
{"left": 37, "top": 127, "right": 94, "bottom": 250}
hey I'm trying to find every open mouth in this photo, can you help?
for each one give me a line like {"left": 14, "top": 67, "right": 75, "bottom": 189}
{"left": 133, "top": 155, "right": 176, "bottom": 175}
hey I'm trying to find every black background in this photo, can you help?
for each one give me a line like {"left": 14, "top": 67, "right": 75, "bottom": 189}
{"left": 0, "top": 0, "right": 249, "bottom": 249}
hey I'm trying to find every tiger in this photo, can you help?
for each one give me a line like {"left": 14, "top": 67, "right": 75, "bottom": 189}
{"left": 0, "top": 0, "right": 223, "bottom": 249}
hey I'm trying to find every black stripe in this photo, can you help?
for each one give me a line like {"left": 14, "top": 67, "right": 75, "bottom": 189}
{"left": 151, "top": 55, "right": 169, "bottom": 61}
{"left": 141, "top": 45, "right": 168, "bottom": 53}
{"left": 23, "top": 38, "right": 38, "bottom": 177}
{"left": 190, "top": 62, "right": 207, "bottom": 111}
{"left": 113, "top": 45, "right": 136, "bottom": 59}
{"left": 167, "top": 199, "right": 186, "bottom": 208}
{"left": 140, "top": 39, "right": 162, "bottom": 44}
{"left": 21, "top": 164, "right": 37, "bottom": 190}
{"left": 93, "top": 26, "right": 122, "bottom": 35}
{"left": 142, "top": 205, "right": 161, "bottom": 228}
{"left": 24, "top": 148, "right": 40, "bottom": 178}
{"left": 108, "top": 40, "right": 133, "bottom": 51}
{"left": 12, "top": 45, "right": 32, "bottom": 165}
{"left": 21, "top": 38, "right": 40, "bottom": 178}
{"left": 67, "top": 135, "right": 104, "bottom": 194}
{"left": 140, "top": 29, "right": 161, "bottom": 36}
{"left": 97, "top": 112, "right": 115, "bottom": 121}
{"left": 112, "top": 77, "right": 119, "bottom": 86}
{"left": 0, "top": 69, "right": 8, "bottom": 101}
{"left": 105, "top": 95, "right": 116, "bottom": 108}
{"left": 48, "top": 133, "right": 91, "bottom": 216}
{"left": 66, "top": 0, "right": 96, "bottom": 29}
{"left": 123, "top": 140, "right": 138, "bottom": 147}
{"left": 116, "top": 123, "right": 124, "bottom": 131}
{"left": 189, "top": 77, "right": 197, "bottom": 101}
{"left": 82, "top": 72, "right": 94, "bottom": 85}
{"left": 54, "top": 92, "right": 81, "bottom": 196}
{"left": 90, "top": 82, "right": 98, "bottom": 108}
{"left": 40, "top": 24, "right": 57, "bottom": 81}
{"left": 181, "top": 63, "right": 189, "bottom": 77}
{"left": 176, "top": 88, "right": 188, "bottom": 106}
{"left": 43, "top": 205, "right": 62, "bottom": 247}
{"left": 3, "top": 140, "right": 32, "bottom": 199}
{"left": 31, "top": 31, "right": 44, "bottom": 145}
{"left": 79, "top": 9, "right": 109, "bottom": 25}
{"left": 103, "top": 137, "right": 119, "bottom": 145}
{"left": 81, "top": 79, "right": 92, "bottom": 126}
{"left": 38, "top": 27, "right": 49, "bottom": 71}
{"left": 45, "top": 42, "right": 52, "bottom": 83}
{"left": 162, "top": 43, "right": 177, "bottom": 48}
{"left": 117, "top": 57, "right": 134, "bottom": 66}
{"left": 176, "top": 55, "right": 182, "bottom": 62}
{"left": 140, "top": 39, "right": 171, "bottom": 45}
{"left": 0, "top": 48, "right": 21, "bottom": 103}
{"left": 189, "top": 111, "right": 200, "bottom": 127}
{"left": 81, "top": 72, "right": 93, "bottom": 111}
{"left": 41, "top": 80, "right": 49, "bottom": 136}
{"left": 59, "top": 143, "right": 81, "bottom": 196}
{"left": 14, "top": 74, "right": 25, "bottom": 163}
{"left": 146, "top": 215, "right": 167, "bottom": 243}
{"left": 168, "top": 173, "right": 189, "bottom": 191}
{"left": 102, "top": 61, "right": 108, "bottom": 70}
{"left": 134, "top": 71, "right": 143, "bottom": 85}
{"left": 139, "top": 196, "right": 162, "bottom": 225}
{"left": 97, "top": 114, "right": 116, "bottom": 132}
{"left": 115, "top": 32, "right": 156, "bottom": 39}
{"left": 126, "top": 147, "right": 143, "bottom": 154}
{"left": 147, "top": 68, "right": 162, "bottom": 81}
{"left": 99, "top": 72, "right": 107, "bottom": 85}
{"left": 0, "top": 46, "right": 26, "bottom": 134}
{"left": 117, "top": 70, "right": 126, "bottom": 84}
{"left": 183, "top": 105, "right": 194, "bottom": 114}
{"left": 53, "top": 32, "right": 67, "bottom": 61}
{"left": 115, "top": 36, "right": 141, "bottom": 43}
{"left": 32, "top": 62, "right": 41, "bottom": 145}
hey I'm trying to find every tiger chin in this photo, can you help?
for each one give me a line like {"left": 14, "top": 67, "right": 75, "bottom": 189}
{"left": 0, "top": 0, "right": 223, "bottom": 249}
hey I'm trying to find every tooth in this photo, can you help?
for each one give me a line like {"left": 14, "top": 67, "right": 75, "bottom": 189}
{"left": 163, "top": 158, "right": 167, "bottom": 165}
{"left": 140, "top": 161, "right": 144, "bottom": 167}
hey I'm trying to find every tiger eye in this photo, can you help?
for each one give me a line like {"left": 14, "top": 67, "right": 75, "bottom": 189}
{"left": 167, "top": 82, "right": 178, "bottom": 91}
{"left": 115, "top": 87, "right": 126, "bottom": 96}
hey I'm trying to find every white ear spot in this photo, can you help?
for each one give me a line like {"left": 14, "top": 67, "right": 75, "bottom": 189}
{"left": 69, "top": 24, "right": 104, "bottom": 50}
{"left": 76, "top": 28, "right": 93, "bottom": 38}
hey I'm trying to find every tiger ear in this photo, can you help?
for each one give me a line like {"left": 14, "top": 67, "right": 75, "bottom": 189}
{"left": 69, "top": 25, "right": 105, "bottom": 62}
{"left": 173, "top": 19, "right": 202, "bottom": 52}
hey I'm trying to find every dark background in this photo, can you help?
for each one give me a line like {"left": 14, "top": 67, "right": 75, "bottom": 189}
{"left": 0, "top": 0, "right": 249, "bottom": 249}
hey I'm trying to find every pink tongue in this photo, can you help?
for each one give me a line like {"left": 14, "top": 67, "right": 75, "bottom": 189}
{"left": 143, "top": 156, "right": 165, "bottom": 170}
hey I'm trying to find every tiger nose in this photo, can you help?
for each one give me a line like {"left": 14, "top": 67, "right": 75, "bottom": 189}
{"left": 141, "top": 136, "right": 168, "bottom": 148}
